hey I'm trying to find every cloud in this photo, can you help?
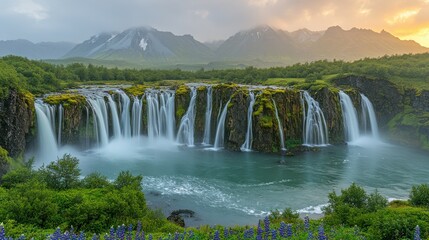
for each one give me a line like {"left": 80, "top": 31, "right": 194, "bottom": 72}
{"left": 11, "top": 0, "right": 48, "bottom": 20}
{"left": 248, "top": 0, "right": 278, "bottom": 7}
{"left": 194, "top": 10, "right": 210, "bottom": 19}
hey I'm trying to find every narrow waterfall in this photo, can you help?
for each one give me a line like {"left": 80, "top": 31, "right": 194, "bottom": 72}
{"left": 240, "top": 91, "right": 256, "bottom": 152}
{"left": 272, "top": 99, "right": 286, "bottom": 151}
{"left": 300, "top": 91, "right": 329, "bottom": 146}
{"left": 146, "top": 90, "right": 175, "bottom": 141}
{"left": 57, "top": 104, "right": 63, "bottom": 145}
{"left": 85, "top": 106, "right": 90, "bottom": 148}
{"left": 213, "top": 99, "right": 231, "bottom": 150}
{"left": 35, "top": 101, "right": 58, "bottom": 161}
{"left": 131, "top": 96, "right": 143, "bottom": 137}
{"left": 107, "top": 95, "right": 121, "bottom": 139}
{"left": 339, "top": 91, "right": 360, "bottom": 142}
{"left": 177, "top": 87, "right": 197, "bottom": 146}
{"left": 360, "top": 94, "right": 379, "bottom": 139}
{"left": 118, "top": 90, "right": 131, "bottom": 138}
{"left": 87, "top": 97, "right": 109, "bottom": 146}
{"left": 202, "top": 86, "right": 213, "bottom": 145}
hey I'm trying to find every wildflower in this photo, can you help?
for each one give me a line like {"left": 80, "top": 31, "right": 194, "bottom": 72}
{"left": 224, "top": 227, "right": 229, "bottom": 239}
{"left": 318, "top": 225, "right": 326, "bottom": 240}
{"left": 307, "top": 231, "right": 313, "bottom": 240}
{"left": 78, "top": 231, "right": 85, "bottom": 240}
{"left": 0, "top": 225, "right": 6, "bottom": 240}
{"left": 279, "top": 222, "right": 286, "bottom": 237}
{"left": 271, "top": 229, "right": 277, "bottom": 240}
{"left": 243, "top": 228, "right": 254, "bottom": 239}
{"left": 257, "top": 222, "right": 263, "bottom": 239}
{"left": 50, "top": 227, "right": 61, "bottom": 240}
{"left": 287, "top": 224, "right": 293, "bottom": 237}
{"left": 264, "top": 216, "right": 270, "bottom": 234}
{"left": 213, "top": 230, "right": 220, "bottom": 240}
{"left": 91, "top": 233, "right": 97, "bottom": 240}
{"left": 414, "top": 225, "right": 421, "bottom": 240}
{"left": 304, "top": 216, "right": 310, "bottom": 230}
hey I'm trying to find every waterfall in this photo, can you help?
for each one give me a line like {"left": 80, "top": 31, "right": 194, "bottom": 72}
{"left": 35, "top": 101, "right": 58, "bottom": 161}
{"left": 85, "top": 106, "right": 90, "bottom": 148}
{"left": 118, "top": 90, "right": 131, "bottom": 138}
{"left": 300, "top": 91, "right": 329, "bottom": 146}
{"left": 213, "top": 99, "right": 231, "bottom": 150}
{"left": 107, "top": 95, "right": 121, "bottom": 139}
{"left": 131, "top": 96, "right": 143, "bottom": 137}
{"left": 360, "top": 94, "right": 379, "bottom": 139}
{"left": 87, "top": 97, "right": 109, "bottom": 146}
{"left": 177, "top": 87, "right": 197, "bottom": 146}
{"left": 240, "top": 91, "right": 256, "bottom": 152}
{"left": 202, "top": 86, "right": 213, "bottom": 145}
{"left": 146, "top": 90, "right": 176, "bottom": 141}
{"left": 272, "top": 99, "right": 286, "bottom": 151}
{"left": 339, "top": 91, "right": 360, "bottom": 142}
{"left": 57, "top": 104, "right": 63, "bottom": 145}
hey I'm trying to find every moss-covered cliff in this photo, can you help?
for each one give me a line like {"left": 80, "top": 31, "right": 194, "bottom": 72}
{"left": 0, "top": 89, "right": 35, "bottom": 156}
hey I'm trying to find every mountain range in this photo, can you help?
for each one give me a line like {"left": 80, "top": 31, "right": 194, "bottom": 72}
{"left": 1, "top": 25, "right": 428, "bottom": 67}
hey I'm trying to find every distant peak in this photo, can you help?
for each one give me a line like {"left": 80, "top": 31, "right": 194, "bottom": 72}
{"left": 126, "top": 26, "right": 156, "bottom": 32}
{"left": 326, "top": 25, "right": 344, "bottom": 32}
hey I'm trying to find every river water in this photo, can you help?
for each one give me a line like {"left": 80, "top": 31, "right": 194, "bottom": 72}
{"left": 41, "top": 136, "right": 429, "bottom": 227}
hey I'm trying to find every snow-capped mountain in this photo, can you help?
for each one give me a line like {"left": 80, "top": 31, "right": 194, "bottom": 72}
{"left": 64, "top": 27, "right": 213, "bottom": 63}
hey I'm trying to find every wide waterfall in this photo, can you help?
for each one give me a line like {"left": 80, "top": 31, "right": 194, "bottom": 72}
{"left": 107, "top": 95, "right": 122, "bottom": 139}
{"left": 118, "top": 90, "right": 132, "bottom": 138}
{"left": 360, "top": 94, "right": 379, "bottom": 139}
{"left": 87, "top": 96, "right": 110, "bottom": 146}
{"left": 202, "top": 86, "right": 213, "bottom": 145}
{"left": 213, "top": 99, "right": 231, "bottom": 150}
{"left": 177, "top": 87, "right": 197, "bottom": 146}
{"left": 339, "top": 91, "right": 360, "bottom": 142}
{"left": 272, "top": 99, "right": 286, "bottom": 151}
{"left": 35, "top": 101, "right": 58, "bottom": 161}
{"left": 241, "top": 91, "right": 256, "bottom": 152}
{"left": 300, "top": 91, "right": 329, "bottom": 146}
{"left": 131, "top": 96, "right": 143, "bottom": 137}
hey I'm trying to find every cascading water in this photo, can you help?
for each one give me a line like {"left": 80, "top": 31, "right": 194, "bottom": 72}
{"left": 87, "top": 96, "right": 109, "bottom": 146}
{"left": 300, "top": 91, "right": 329, "bottom": 146}
{"left": 240, "top": 91, "right": 256, "bottom": 152}
{"left": 131, "top": 96, "right": 143, "bottom": 137}
{"left": 35, "top": 101, "right": 58, "bottom": 161}
{"left": 272, "top": 99, "right": 286, "bottom": 151}
{"left": 118, "top": 90, "right": 131, "bottom": 138}
{"left": 202, "top": 86, "right": 213, "bottom": 145}
{"left": 146, "top": 90, "right": 175, "bottom": 141}
{"left": 177, "top": 87, "right": 197, "bottom": 146}
{"left": 339, "top": 91, "right": 360, "bottom": 142}
{"left": 213, "top": 99, "right": 231, "bottom": 150}
{"left": 360, "top": 94, "right": 379, "bottom": 139}
{"left": 107, "top": 95, "right": 122, "bottom": 139}
{"left": 57, "top": 104, "right": 63, "bottom": 145}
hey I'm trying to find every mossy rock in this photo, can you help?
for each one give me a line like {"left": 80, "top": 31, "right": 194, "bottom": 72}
{"left": 43, "top": 93, "right": 86, "bottom": 108}
{"left": 123, "top": 85, "right": 148, "bottom": 97}
{"left": 176, "top": 85, "right": 190, "bottom": 96}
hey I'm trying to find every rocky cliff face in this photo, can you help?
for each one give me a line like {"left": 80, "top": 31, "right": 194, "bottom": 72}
{"left": 0, "top": 90, "right": 34, "bottom": 156}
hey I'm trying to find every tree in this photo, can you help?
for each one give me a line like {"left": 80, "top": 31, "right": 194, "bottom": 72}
{"left": 40, "top": 154, "right": 80, "bottom": 190}
{"left": 410, "top": 184, "right": 429, "bottom": 207}
{"left": 114, "top": 171, "right": 143, "bottom": 191}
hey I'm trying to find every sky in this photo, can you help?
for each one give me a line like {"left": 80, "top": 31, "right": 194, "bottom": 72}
{"left": 0, "top": 0, "right": 429, "bottom": 47}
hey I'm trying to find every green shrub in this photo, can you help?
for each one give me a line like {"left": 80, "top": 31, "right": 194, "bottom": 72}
{"left": 39, "top": 154, "right": 81, "bottom": 190}
{"left": 410, "top": 184, "right": 429, "bottom": 207}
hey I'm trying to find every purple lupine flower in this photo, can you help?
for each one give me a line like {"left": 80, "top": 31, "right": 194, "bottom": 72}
{"left": 0, "top": 225, "right": 6, "bottom": 240}
{"left": 127, "top": 224, "right": 133, "bottom": 240}
{"left": 148, "top": 234, "right": 153, "bottom": 240}
{"left": 91, "top": 234, "right": 97, "bottom": 240}
{"left": 109, "top": 226, "right": 115, "bottom": 240}
{"left": 141, "top": 231, "right": 145, "bottom": 240}
{"left": 257, "top": 222, "right": 263, "bottom": 240}
{"left": 264, "top": 216, "right": 270, "bottom": 235}
{"left": 18, "top": 234, "right": 26, "bottom": 240}
{"left": 224, "top": 227, "right": 229, "bottom": 239}
{"left": 304, "top": 216, "right": 310, "bottom": 230}
{"left": 174, "top": 232, "right": 180, "bottom": 240}
{"left": 287, "top": 224, "right": 293, "bottom": 237}
{"left": 117, "top": 225, "right": 126, "bottom": 240}
{"left": 307, "top": 231, "right": 313, "bottom": 240}
{"left": 78, "top": 231, "right": 85, "bottom": 240}
{"left": 188, "top": 230, "right": 194, "bottom": 239}
{"left": 243, "top": 228, "right": 254, "bottom": 239}
{"left": 414, "top": 225, "right": 421, "bottom": 240}
{"left": 318, "top": 225, "right": 326, "bottom": 240}
{"left": 271, "top": 229, "right": 277, "bottom": 240}
{"left": 213, "top": 230, "right": 220, "bottom": 240}
{"left": 279, "top": 222, "right": 286, "bottom": 237}
{"left": 51, "top": 227, "right": 62, "bottom": 240}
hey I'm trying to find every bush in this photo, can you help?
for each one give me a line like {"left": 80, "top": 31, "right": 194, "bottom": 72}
{"left": 81, "top": 172, "right": 110, "bottom": 189}
{"left": 410, "top": 184, "right": 429, "bottom": 207}
{"left": 114, "top": 170, "right": 143, "bottom": 191}
{"left": 39, "top": 154, "right": 81, "bottom": 190}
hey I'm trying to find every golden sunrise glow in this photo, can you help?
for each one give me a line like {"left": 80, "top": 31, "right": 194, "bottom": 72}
{"left": 387, "top": 9, "right": 420, "bottom": 25}
{"left": 400, "top": 28, "right": 429, "bottom": 47}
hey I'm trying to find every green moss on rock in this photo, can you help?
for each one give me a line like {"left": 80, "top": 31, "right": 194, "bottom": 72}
{"left": 44, "top": 93, "right": 86, "bottom": 108}
{"left": 123, "top": 85, "right": 148, "bottom": 97}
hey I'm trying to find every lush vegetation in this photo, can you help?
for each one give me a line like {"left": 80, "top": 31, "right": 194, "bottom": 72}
{"left": 1, "top": 153, "right": 428, "bottom": 240}
{"left": 1, "top": 53, "right": 428, "bottom": 99}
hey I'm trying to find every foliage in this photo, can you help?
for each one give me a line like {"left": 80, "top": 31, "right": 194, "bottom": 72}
{"left": 43, "top": 93, "right": 86, "bottom": 107}
{"left": 39, "top": 154, "right": 81, "bottom": 190}
{"left": 410, "top": 184, "right": 429, "bottom": 207}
